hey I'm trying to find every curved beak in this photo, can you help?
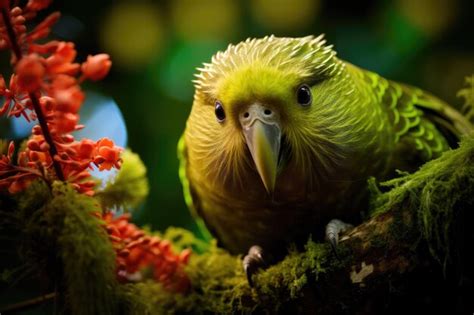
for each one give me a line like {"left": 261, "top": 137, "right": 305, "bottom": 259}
{"left": 243, "top": 119, "right": 281, "bottom": 193}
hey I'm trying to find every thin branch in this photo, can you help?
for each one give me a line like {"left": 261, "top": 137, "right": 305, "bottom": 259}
{"left": 29, "top": 92, "right": 65, "bottom": 180}
{"left": 0, "top": 292, "right": 55, "bottom": 313}
{"left": 0, "top": 8, "right": 21, "bottom": 60}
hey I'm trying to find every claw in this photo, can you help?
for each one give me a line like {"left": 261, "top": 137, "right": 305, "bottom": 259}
{"left": 325, "top": 219, "right": 353, "bottom": 258}
{"left": 327, "top": 233, "right": 340, "bottom": 259}
{"left": 243, "top": 245, "right": 266, "bottom": 287}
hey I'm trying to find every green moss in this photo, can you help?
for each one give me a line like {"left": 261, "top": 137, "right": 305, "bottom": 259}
{"left": 115, "top": 242, "right": 247, "bottom": 314}
{"left": 97, "top": 149, "right": 149, "bottom": 210}
{"left": 116, "top": 283, "right": 155, "bottom": 315}
{"left": 47, "top": 182, "right": 119, "bottom": 315}
{"left": 188, "top": 245, "right": 252, "bottom": 313}
{"left": 2, "top": 181, "right": 119, "bottom": 315}
{"left": 370, "top": 136, "right": 474, "bottom": 268}
{"left": 119, "top": 235, "right": 330, "bottom": 314}
{"left": 161, "top": 226, "right": 210, "bottom": 253}
{"left": 255, "top": 240, "right": 328, "bottom": 301}
{"left": 120, "top": 281, "right": 197, "bottom": 315}
{"left": 15, "top": 179, "right": 50, "bottom": 215}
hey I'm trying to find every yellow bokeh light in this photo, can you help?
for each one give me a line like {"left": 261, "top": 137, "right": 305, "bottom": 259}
{"left": 171, "top": 0, "right": 240, "bottom": 40}
{"left": 250, "top": 0, "right": 320, "bottom": 32}
{"left": 397, "top": 0, "right": 458, "bottom": 37}
{"left": 100, "top": 2, "right": 164, "bottom": 69}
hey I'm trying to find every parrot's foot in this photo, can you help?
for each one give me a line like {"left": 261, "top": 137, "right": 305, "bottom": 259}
{"left": 325, "top": 219, "right": 353, "bottom": 258}
{"left": 243, "top": 245, "right": 266, "bottom": 287}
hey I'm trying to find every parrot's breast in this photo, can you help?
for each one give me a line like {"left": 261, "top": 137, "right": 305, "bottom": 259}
{"left": 187, "top": 154, "right": 369, "bottom": 254}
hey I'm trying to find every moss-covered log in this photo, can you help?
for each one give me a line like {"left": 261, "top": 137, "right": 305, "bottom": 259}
{"left": 123, "top": 136, "right": 473, "bottom": 314}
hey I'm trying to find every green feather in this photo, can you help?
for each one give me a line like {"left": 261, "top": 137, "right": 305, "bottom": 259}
{"left": 177, "top": 135, "right": 213, "bottom": 242}
{"left": 364, "top": 69, "right": 472, "bottom": 164}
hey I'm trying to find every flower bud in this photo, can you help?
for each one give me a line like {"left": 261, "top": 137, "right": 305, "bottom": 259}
{"left": 81, "top": 54, "right": 112, "bottom": 81}
{"left": 15, "top": 54, "right": 45, "bottom": 92}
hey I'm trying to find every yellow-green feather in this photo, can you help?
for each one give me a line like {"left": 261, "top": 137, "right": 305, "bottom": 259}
{"left": 361, "top": 68, "right": 473, "bottom": 165}
{"left": 177, "top": 135, "right": 213, "bottom": 241}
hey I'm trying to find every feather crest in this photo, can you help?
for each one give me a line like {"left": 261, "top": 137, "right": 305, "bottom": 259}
{"left": 193, "top": 35, "right": 339, "bottom": 100}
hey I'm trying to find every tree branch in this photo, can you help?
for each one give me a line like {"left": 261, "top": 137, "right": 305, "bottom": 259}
{"left": 0, "top": 292, "right": 55, "bottom": 314}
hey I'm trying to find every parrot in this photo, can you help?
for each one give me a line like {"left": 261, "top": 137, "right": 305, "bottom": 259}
{"left": 178, "top": 35, "right": 473, "bottom": 284}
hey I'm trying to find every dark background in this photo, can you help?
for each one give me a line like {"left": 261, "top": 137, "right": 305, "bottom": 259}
{"left": 5, "top": 0, "right": 474, "bottom": 237}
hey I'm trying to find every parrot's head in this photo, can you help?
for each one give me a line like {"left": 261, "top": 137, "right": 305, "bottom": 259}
{"left": 189, "top": 35, "right": 355, "bottom": 194}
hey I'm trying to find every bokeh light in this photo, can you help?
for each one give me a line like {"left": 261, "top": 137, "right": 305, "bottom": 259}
{"left": 74, "top": 91, "right": 127, "bottom": 148}
{"left": 250, "top": 0, "right": 320, "bottom": 32}
{"left": 154, "top": 40, "right": 227, "bottom": 102}
{"left": 6, "top": 91, "right": 126, "bottom": 146}
{"left": 171, "top": 0, "right": 240, "bottom": 40}
{"left": 396, "top": 0, "right": 458, "bottom": 37}
{"left": 100, "top": 2, "right": 165, "bottom": 70}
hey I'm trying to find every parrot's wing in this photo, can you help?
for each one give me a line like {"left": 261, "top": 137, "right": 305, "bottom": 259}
{"left": 387, "top": 80, "right": 472, "bottom": 161}
{"left": 364, "top": 68, "right": 473, "bottom": 162}
{"left": 398, "top": 82, "right": 474, "bottom": 140}
{"left": 177, "top": 135, "right": 213, "bottom": 241}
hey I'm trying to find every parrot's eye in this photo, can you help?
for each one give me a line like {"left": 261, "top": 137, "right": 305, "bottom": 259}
{"left": 296, "top": 84, "right": 312, "bottom": 106}
{"left": 215, "top": 101, "right": 226, "bottom": 122}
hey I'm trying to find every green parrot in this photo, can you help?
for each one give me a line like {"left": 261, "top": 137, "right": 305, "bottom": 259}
{"left": 178, "top": 35, "right": 473, "bottom": 283}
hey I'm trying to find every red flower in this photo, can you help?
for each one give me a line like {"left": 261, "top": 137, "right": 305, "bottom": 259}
{"left": 53, "top": 111, "right": 78, "bottom": 133}
{"left": 52, "top": 83, "right": 84, "bottom": 114}
{"left": 0, "top": 0, "right": 121, "bottom": 196}
{"left": 49, "top": 73, "right": 76, "bottom": 89}
{"left": 26, "top": 0, "right": 53, "bottom": 11}
{"left": 15, "top": 54, "right": 45, "bottom": 92}
{"left": 27, "top": 13, "right": 61, "bottom": 44}
{"left": 0, "top": 75, "right": 6, "bottom": 93}
{"left": 7, "top": 176, "right": 35, "bottom": 194}
{"left": 94, "top": 138, "right": 122, "bottom": 171}
{"left": 103, "top": 213, "right": 192, "bottom": 293}
{"left": 46, "top": 42, "right": 80, "bottom": 76}
{"left": 74, "top": 139, "right": 96, "bottom": 160}
{"left": 81, "top": 54, "right": 112, "bottom": 81}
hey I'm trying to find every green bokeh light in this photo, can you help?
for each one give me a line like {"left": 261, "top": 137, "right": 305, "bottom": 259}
{"left": 153, "top": 40, "right": 228, "bottom": 102}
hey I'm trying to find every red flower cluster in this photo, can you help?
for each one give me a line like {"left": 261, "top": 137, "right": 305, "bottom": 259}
{"left": 0, "top": 0, "right": 193, "bottom": 294}
{"left": 0, "top": 140, "right": 42, "bottom": 193}
{"left": 103, "top": 213, "right": 192, "bottom": 293}
{"left": 0, "top": 1, "right": 120, "bottom": 194}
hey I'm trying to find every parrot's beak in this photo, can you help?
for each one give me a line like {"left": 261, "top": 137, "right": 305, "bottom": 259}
{"left": 242, "top": 119, "right": 281, "bottom": 193}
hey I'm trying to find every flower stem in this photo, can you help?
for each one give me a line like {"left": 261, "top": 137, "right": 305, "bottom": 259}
{"left": 0, "top": 8, "right": 21, "bottom": 60}
{"left": 30, "top": 92, "right": 65, "bottom": 180}
{"left": 1, "top": 7, "right": 65, "bottom": 181}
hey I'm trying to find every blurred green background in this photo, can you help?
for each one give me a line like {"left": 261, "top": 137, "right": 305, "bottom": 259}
{"left": 50, "top": 0, "right": 474, "bottom": 233}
